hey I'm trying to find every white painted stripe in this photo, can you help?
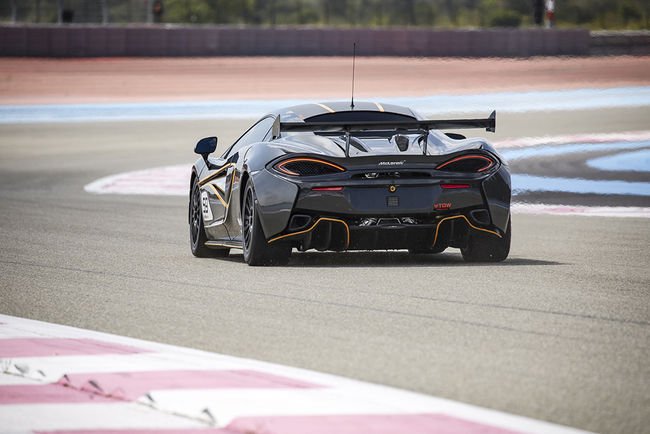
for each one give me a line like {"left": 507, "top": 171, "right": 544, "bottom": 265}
{"left": 1, "top": 353, "right": 247, "bottom": 384}
{"left": 0, "top": 375, "right": 43, "bottom": 387}
{"left": 512, "top": 203, "right": 650, "bottom": 218}
{"left": 145, "top": 388, "right": 417, "bottom": 425}
{"left": 0, "top": 403, "right": 204, "bottom": 431}
{"left": 83, "top": 164, "right": 191, "bottom": 197}
{"left": 145, "top": 387, "right": 591, "bottom": 434}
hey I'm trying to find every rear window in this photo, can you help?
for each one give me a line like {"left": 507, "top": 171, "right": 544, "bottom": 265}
{"left": 305, "top": 111, "right": 417, "bottom": 124}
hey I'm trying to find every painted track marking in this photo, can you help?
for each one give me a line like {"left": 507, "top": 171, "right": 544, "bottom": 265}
{"left": 0, "top": 314, "right": 591, "bottom": 434}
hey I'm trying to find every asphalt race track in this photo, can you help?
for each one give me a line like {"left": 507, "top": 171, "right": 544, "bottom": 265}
{"left": 1, "top": 106, "right": 649, "bottom": 434}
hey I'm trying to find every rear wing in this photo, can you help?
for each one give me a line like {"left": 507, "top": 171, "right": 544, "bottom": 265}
{"left": 279, "top": 111, "right": 496, "bottom": 133}
{"left": 274, "top": 111, "right": 496, "bottom": 157}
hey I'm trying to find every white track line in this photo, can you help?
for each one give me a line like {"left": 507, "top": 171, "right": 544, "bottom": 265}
{"left": 0, "top": 403, "right": 204, "bottom": 432}
{"left": 512, "top": 203, "right": 650, "bottom": 218}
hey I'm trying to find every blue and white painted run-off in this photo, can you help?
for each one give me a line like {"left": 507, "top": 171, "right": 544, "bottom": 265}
{"left": 500, "top": 140, "right": 650, "bottom": 161}
{"left": 501, "top": 139, "right": 650, "bottom": 197}
{"left": 511, "top": 174, "right": 650, "bottom": 197}
{"left": 1, "top": 86, "right": 650, "bottom": 123}
{"left": 587, "top": 149, "right": 650, "bottom": 173}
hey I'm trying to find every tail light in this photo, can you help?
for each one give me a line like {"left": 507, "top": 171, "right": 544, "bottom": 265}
{"left": 275, "top": 158, "right": 345, "bottom": 177}
{"left": 441, "top": 183, "right": 470, "bottom": 189}
{"left": 436, "top": 154, "right": 495, "bottom": 173}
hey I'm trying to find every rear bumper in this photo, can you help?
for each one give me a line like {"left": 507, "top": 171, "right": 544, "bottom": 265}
{"left": 260, "top": 166, "right": 511, "bottom": 251}
{"left": 267, "top": 213, "right": 503, "bottom": 251}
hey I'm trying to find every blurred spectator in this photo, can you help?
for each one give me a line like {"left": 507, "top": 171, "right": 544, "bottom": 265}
{"left": 153, "top": 0, "right": 164, "bottom": 23}
{"left": 61, "top": 8, "right": 74, "bottom": 23}
{"left": 546, "top": 0, "right": 556, "bottom": 28}
{"left": 533, "top": 0, "right": 544, "bottom": 25}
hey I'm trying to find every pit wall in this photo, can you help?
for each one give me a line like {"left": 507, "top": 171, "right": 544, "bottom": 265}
{"left": 0, "top": 25, "right": 644, "bottom": 57}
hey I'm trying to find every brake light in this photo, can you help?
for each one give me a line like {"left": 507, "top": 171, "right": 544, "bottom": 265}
{"left": 312, "top": 186, "right": 344, "bottom": 191}
{"left": 441, "top": 184, "right": 471, "bottom": 189}
{"left": 275, "top": 158, "right": 346, "bottom": 177}
{"left": 436, "top": 155, "right": 495, "bottom": 173}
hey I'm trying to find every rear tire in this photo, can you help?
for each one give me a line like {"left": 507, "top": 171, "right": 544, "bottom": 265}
{"left": 461, "top": 218, "right": 511, "bottom": 263}
{"left": 242, "top": 182, "right": 291, "bottom": 266}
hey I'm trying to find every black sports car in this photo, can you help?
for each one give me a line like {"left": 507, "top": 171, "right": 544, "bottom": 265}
{"left": 189, "top": 101, "right": 511, "bottom": 265}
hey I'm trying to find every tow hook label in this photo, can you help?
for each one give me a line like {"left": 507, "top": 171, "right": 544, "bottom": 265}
{"left": 434, "top": 202, "right": 452, "bottom": 210}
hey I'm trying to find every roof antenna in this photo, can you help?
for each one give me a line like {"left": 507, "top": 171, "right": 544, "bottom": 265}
{"left": 350, "top": 42, "right": 356, "bottom": 110}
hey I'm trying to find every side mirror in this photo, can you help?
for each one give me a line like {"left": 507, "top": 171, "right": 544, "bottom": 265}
{"left": 194, "top": 137, "right": 217, "bottom": 161}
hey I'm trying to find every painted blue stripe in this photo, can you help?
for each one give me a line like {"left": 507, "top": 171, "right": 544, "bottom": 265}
{"left": 507, "top": 140, "right": 650, "bottom": 196}
{"left": 1, "top": 86, "right": 649, "bottom": 124}
{"left": 587, "top": 149, "right": 650, "bottom": 173}
{"left": 501, "top": 141, "right": 650, "bottom": 161}
{"left": 512, "top": 174, "right": 650, "bottom": 197}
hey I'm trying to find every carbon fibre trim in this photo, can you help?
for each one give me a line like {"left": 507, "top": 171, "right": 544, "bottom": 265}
{"left": 432, "top": 215, "right": 501, "bottom": 247}
{"left": 267, "top": 217, "right": 350, "bottom": 249}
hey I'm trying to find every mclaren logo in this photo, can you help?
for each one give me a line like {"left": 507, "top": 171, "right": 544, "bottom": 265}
{"left": 378, "top": 161, "right": 406, "bottom": 166}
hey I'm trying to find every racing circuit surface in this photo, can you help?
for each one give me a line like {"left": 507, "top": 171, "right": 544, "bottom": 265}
{"left": 1, "top": 57, "right": 649, "bottom": 434}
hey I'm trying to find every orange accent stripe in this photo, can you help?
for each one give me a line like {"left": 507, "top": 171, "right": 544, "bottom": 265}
{"left": 268, "top": 217, "right": 350, "bottom": 249}
{"left": 436, "top": 155, "right": 494, "bottom": 172}
{"left": 276, "top": 158, "right": 346, "bottom": 176}
{"left": 204, "top": 184, "right": 227, "bottom": 207}
{"left": 315, "top": 103, "right": 335, "bottom": 113}
{"left": 199, "top": 163, "right": 235, "bottom": 186}
{"left": 224, "top": 171, "right": 236, "bottom": 215}
{"left": 432, "top": 215, "right": 501, "bottom": 247}
{"left": 203, "top": 168, "right": 238, "bottom": 228}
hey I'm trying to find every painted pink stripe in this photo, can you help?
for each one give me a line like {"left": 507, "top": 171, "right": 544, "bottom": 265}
{"left": 0, "top": 338, "right": 146, "bottom": 358}
{"left": 225, "top": 414, "right": 522, "bottom": 434}
{"left": 59, "top": 370, "right": 320, "bottom": 400}
{"left": 37, "top": 414, "right": 522, "bottom": 434}
{"left": 37, "top": 430, "right": 228, "bottom": 434}
{"left": 0, "top": 383, "right": 114, "bottom": 404}
{"left": 1, "top": 370, "right": 320, "bottom": 404}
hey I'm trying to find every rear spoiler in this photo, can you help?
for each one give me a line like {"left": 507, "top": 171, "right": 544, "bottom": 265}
{"left": 279, "top": 111, "right": 496, "bottom": 134}
{"left": 273, "top": 111, "right": 496, "bottom": 157}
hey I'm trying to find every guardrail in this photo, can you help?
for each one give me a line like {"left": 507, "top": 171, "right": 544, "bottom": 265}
{"left": 590, "top": 30, "right": 650, "bottom": 55}
{"left": 4, "top": 26, "right": 646, "bottom": 57}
